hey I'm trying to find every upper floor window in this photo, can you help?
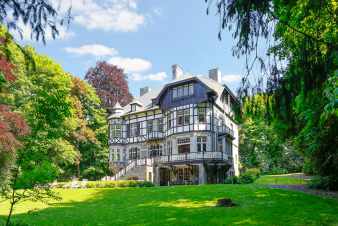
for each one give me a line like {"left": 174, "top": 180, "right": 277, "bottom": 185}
{"left": 177, "top": 137, "right": 190, "bottom": 154}
{"left": 222, "top": 93, "right": 229, "bottom": 105}
{"left": 147, "top": 119, "right": 153, "bottom": 133}
{"left": 167, "top": 140, "right": 172, "bottom": 155}
{"left": 110, "top": 125, "right": 122, "bottom": 138}
{"left": 177, "top": 109, "right": 190, "bottom": 126}
{"left": 131, "top": 104, "right": 137, "bottom": 112}
{"left": 172, "top": 84, "right": 194, "bottom": 99}
{"left": 167, "top": 111, "right": 174, "bottom": 129}
{"left": 128, "top": 122, "right": 140, "bottom": 137}
{"left": 197, "top": 108, "right": 206, "bottom": 123}
{"left": 197, "top": 136, "right": 207, "bottom": 152}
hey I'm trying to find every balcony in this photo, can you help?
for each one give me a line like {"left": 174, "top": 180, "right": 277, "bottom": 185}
{"left": 217, "top": 125, "right": 234, "bottom": 138}
{"left": 146, "top": 131, "right": 164, "bottom": 140}
{"left": 155, "top": 151, "right": 230, "bottom": 164}
{"left": 109, "top": 137, "right": 126, "bottom": 144}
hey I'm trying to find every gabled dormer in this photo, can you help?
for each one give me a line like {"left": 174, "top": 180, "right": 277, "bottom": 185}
{"left": 129, "top": 100, "right": 143, "bottom": 112}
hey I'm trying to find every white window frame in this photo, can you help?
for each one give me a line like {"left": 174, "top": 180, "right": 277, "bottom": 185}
{"left": 177, "top": 137, "right": 190, "bottom": 154}
{"left": 197, "top": 136, "right": 207, "bottom": 152}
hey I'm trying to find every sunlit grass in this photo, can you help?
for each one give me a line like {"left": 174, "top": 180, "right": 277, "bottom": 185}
{"left": 255, "top": 174, "right": 308, "bottom": 185}
{"left": 1, "top": 184, "right": 337, "bottom": 226}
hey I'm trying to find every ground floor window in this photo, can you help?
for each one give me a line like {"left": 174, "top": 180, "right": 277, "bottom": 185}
{"left": 129, "top": 147, "right": 140, "bottom": 160}
{"left": 177, "top": 137, "right": 190, "bottom": 154}
{"left": 225, "top": 139, "right": 232, "bottom": 155}
{"left": 217, "top": 137, "right": 223, "bottom": 152}
{"left": 197, "top": 136, "right": 207, "bottom": 152}
{"left": 149, "top": 144, "right": 162, "bottom": 157}
{"left": 167, "top": 140, "right": 172, "bottom": 155}
{"left": 111, "top": 148, "right": 121, "bottom": 161}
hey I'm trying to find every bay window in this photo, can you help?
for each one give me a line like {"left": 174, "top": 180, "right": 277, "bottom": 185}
{"left": 177, "top": 109, "right": 190, "bottom": 126}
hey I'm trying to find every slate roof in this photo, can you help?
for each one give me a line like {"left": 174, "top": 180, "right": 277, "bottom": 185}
{"left": 108, "top": 74, "right": 238, "bottom": 118}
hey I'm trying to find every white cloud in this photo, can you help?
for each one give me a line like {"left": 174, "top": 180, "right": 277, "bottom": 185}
{"left": 64, "top": 44, "right": 118, "bottom": 56}
{"left": 147, "top": 72, "right": 167, "bottom": 81}
{"left": 108, "top": 57, "right": 152, "bottom": 73}
{"left": 222, "top": 74, "right": 242, "bottom": 83}
{"left": 130, "top": 72, "right": 167, "bottom": 81}
{"left": 60, "top": 0, "right": 145, "bottom": 32}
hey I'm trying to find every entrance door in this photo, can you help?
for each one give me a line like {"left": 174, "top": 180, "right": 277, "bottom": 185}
{"left": 159, "top": 168, "right": 170, "bottom": 186}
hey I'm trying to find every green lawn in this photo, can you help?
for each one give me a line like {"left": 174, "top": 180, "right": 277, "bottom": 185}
{"left": 1, "top": 184, "right": 338, "bottom": 226}
{"left": 255, "top": 173, "right": 309, "bottom": 185}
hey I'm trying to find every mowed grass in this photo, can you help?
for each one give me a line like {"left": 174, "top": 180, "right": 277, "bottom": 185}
{"left": 255, "top": 173, "right": 309, "bottom": 185}
{"left": 1, "top": 184, "right": 338, "bottom": 226}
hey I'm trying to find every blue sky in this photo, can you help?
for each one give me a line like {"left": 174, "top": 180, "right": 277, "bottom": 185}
{"left": 15, "top": 0, "right": 247, "bottom": 97}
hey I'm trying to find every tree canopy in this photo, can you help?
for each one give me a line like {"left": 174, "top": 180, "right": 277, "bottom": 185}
{"left": 207, "top": 0, "right": 338, "bottom": 189}
{"left": 85, "top": 61, "right": 133, "bottom": 111}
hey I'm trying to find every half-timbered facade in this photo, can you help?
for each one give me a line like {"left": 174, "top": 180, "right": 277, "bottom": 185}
{"left": 108, "top": 65, "right": 240, "bottom": 185}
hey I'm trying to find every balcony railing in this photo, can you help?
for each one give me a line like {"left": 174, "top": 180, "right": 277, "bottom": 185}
{"left": 146, "top": 131, "right": 164, "bottom": 140}
{"left": 217, "top": 125, "right": 234, "bottom": 138}
{"left": 155, "top": 151, "right": 229, "bottom": 164}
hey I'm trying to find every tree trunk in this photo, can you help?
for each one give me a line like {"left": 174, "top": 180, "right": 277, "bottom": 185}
{"left": 6, "top": 190, "right": 16, "bottom": 226}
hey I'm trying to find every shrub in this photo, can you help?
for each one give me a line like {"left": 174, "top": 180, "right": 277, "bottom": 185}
{"left": 238, "top": 174, "right": 255, "bottom": 184}
{"left": 82, "top": 167, "right": 105, "bottom": 181}
{"left": 52, "top": 180, "right": 154, "bottom": 189}
{"left": 224, "top": 176, "right": 239, "bottom": 184}
{"left": 309, "top": 176, "right": 338, "bottom": 191}
{"left": 269, "top": 167, "right": 288, "bottom": 175}
{"left": 127, "top": 176, "right": 139, "bottom": 180}
{"left": 244, "top": 168, "right": 261, "bottom": 179}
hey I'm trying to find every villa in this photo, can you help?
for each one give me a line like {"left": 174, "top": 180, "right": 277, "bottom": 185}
{"left": 108, "top": 64, "right": 240, "bottom": 185}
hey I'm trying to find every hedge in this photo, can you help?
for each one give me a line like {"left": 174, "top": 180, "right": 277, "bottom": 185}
{"left": 52, "top": 180, "right": 154, "bottom": 189}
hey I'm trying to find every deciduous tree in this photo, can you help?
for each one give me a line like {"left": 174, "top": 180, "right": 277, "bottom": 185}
{"left": 85, "top": 61, "right": 133, "bottom": 111}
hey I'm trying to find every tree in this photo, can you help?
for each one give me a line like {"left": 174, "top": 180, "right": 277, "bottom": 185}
{"left": 66, "top": 77, "right": 109, "bottom": 180}
{"left": 85, "top": 61, "right": 133, "bottom": 111}
{"left": 0, "top": 0, "right": 71, "bottom": 43}
{"left": 0, "top": 48, "right": 30, "bottom": 187}
{"left": 0, "top": 32, "right": 77, "bottom": 225}
{"left": 206, "top": 0, "right": 337, "bottom": 189}
{"left": 239, "top": 95, "right": 302, "bottom": 173}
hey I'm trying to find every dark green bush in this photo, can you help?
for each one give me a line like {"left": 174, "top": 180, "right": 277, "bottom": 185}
{"left": 225, "top": 171, "right": 257, "bottom": 184}
{"left": 82, "top": 167, "right": 105, "bottom": 181}
{"left": 224, "top": 176, "right": 239, "bottom": 184}
{"left": 309, "top": 176, "right": 338, "bottom": 191}
{"left": 238, "top": 174, "right": 255, "bottom": 184}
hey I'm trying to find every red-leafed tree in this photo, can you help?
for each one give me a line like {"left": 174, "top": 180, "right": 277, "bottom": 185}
{"left": 85, "top": 61, "right": 133, "bottom": 111}
{"left": 0, "top": 55, "right": 30, "bottom": 184}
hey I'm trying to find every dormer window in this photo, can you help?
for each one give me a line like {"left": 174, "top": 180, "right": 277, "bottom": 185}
{"left": 172, "top": 83, "right": 194, "bottom": 99}
{"left": 131, "top": 104, "right": 137, "bottom": 112}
